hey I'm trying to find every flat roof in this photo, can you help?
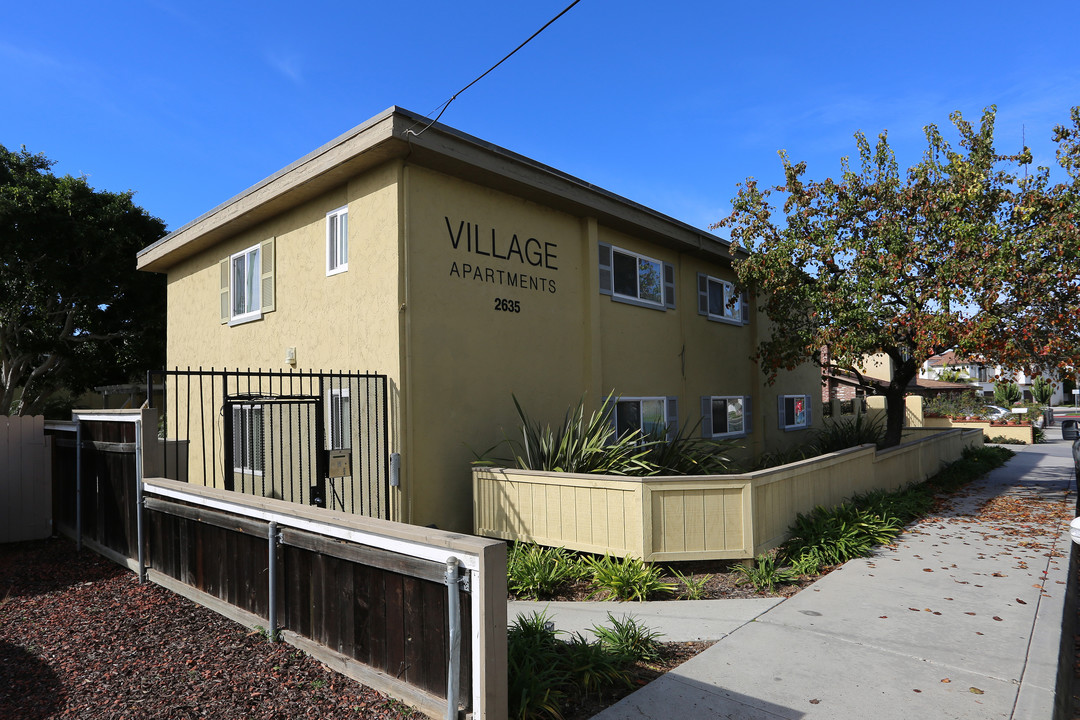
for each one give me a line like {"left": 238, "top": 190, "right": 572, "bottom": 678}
{"left": 137, "top": 106, "right": 737, "bottom": 273}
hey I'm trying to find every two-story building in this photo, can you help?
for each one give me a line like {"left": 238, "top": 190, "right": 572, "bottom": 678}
{"left": 136, "top": 106, "right": 821, "bottom": 533}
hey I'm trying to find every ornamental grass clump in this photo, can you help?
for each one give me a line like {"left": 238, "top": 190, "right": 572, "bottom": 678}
{"left": 812, "top": 414, "right": 885, "bottom": 453}
{"left": 590, "top": 613, "right": 664, "bottom": 664}
{"left": 507, "top": 543, "right": 587, "bottom": 600}
{"left": 510, "top": 394, "right": 654, "bottom": 476}
{"left": 508, "top": 610, "right": 645, "bottom": 720}
{"left": 732, "top": 553, "right": 797, "bottom": 593}
{"left": 584, "top": 553, "right": 675, "bottom": 601}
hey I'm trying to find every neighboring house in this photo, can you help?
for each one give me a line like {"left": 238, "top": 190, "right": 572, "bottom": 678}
{"left": 136, "top": 106, "right": 821, "bottom": 533}
{"left": 921, "top": 351, "right": 1066, "bottom": 405}
{"left": 821, "top": 351, "right": 970, "bottom": 403}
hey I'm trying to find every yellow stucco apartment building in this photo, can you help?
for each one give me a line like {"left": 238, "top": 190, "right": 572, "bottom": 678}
{"left": 137, "top": 106, "right": 821, "bottom": 533}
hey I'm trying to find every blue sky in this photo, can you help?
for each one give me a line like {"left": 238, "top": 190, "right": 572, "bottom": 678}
{"left": 3, "top": 1, "right": 1077, "bottom": 236}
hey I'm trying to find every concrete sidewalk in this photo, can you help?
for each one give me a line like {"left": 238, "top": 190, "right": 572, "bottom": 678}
{"left": 516, "top": 441, "right": 1078, "bottom": 720}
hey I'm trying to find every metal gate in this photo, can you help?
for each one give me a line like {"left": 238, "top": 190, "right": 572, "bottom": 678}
{"left": 152, "top": 368, "right": 390, "bottom": 518}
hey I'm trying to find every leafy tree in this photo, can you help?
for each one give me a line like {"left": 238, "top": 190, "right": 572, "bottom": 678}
{"left": 717, "top": 106, "right": 1080, "bottom": 447}
{"left": 0, "top": 145, "right": 166, "bottom": 416}
{"left": 1031, "top": 376, "right": 1054, "bottom": 405}
{"left": 994, "top": 381, "right": 1021, "bottom": 407}
{"left": 937, "top": 365, "right": 971, "bottom": 384}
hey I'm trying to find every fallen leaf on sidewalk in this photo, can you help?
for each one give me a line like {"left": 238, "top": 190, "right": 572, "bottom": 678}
{"left": 941, "top": 678, "right": 951, "bottom": 683}
{"left": 993, "top": 616, "right": 1003, "bottom": 621}
{"left": 969, "top": 687, "right": 984, "bottom": 695}
{"left": 809, "top": 699, "right": 820, "bottom": 704}
{"left": 1016, "top": 598, "right": 1026, "bottom": 604}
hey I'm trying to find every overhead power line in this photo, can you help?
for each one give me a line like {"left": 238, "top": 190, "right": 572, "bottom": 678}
{"left": 406, "top": 0, "right": 583, "bottom": 138}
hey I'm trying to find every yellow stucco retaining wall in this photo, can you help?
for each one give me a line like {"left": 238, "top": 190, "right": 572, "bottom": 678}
{"left": 923, "top": 417, "right": 1034, "bottom": 444}
{"left": 473, "top": 428, "right": 983, "bottom": 561}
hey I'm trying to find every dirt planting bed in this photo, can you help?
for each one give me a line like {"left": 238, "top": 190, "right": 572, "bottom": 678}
{"left": 0, "top": 537, "right": 419, "bottom": 720}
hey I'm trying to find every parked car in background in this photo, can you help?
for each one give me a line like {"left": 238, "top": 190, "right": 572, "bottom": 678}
{"left": 982, "top": 405, "right": 1011, "bottom": 421}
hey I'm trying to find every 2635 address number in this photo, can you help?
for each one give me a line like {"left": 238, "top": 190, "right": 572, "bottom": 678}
{"left": 494, "top": 298, "right": 521, "bottom": 313}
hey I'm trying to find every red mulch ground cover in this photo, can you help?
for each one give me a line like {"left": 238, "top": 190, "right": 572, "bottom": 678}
{"left": 0, "top": 537, "right": 420, "bottom": 720}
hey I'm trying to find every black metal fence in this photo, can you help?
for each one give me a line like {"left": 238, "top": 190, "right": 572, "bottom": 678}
{"left": 150, "top": 368, "right": 391, "bottom": 519}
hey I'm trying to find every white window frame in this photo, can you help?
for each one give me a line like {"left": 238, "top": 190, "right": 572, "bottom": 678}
{"left": 780, "top": 394, "right": 811, "bottom": 431}
{"left": 705, "top": 395, "right": 749, "bottom": 438}
{"left": 229, "top": 244, "right": 262, "bottom": 325}
{"left": 329, "top": 387, "right": 351, "bottom": 450}
{"left": 232, "top": 404, "right": 264, "bottom": 475}
{"left": 326, "top": 205, "right": 348, "bottom": 276}
{"left": 614, "top": 396, "right": 677, "bottom": 440}
{"left": 598, "top": 243, "right": 676, "bottom": 311}
{"left": 699, "top": 273, "right": 746, "bottom": 325}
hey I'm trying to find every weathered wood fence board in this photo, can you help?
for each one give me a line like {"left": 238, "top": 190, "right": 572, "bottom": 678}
{"left": 0, "top": 415, "right": 51, "bottom": 543}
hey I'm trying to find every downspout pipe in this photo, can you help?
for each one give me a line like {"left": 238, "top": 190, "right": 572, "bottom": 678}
{"left": 445, "top": 557, "right": 461, "bottom": 720}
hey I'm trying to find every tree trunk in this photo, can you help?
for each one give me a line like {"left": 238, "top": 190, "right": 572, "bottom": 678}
{"left": 881, "top": 357, "right": 918, "bottom": 448}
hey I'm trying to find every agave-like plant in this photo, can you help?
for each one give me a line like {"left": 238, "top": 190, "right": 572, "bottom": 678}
{"left": 511, "top": 394, "right": 655, "bottom": 475}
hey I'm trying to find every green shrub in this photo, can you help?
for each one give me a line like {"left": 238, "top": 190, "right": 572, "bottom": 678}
{"left": 755, "top": 444, "right": 820, "bottom": 469}
{"left": 813, "top": 414, "right": 885, "bottom": 453}
{"left": 584, "top": 554, "right": 675, "bottom": 601}
{"left": 508, "top": 612, "right": 569, "bottom": 720}
{"left": 508, "top": 610, "right": 640, "bottom": 719}
{"left": 733, "top": 554, "right": 797, "bottom": 592}
{"left": 1032, "top": 377, "right": 1054, "bottom": 405}
{"left": 507, "top": 544, "right": 587, "bottom": 600}
{"left": 561, "top": 632, "right": 632, "bottom": 696}
{"left": 783, "top": 503, "right": 901, "bottom": 568}
{"left": 638, "top": 420, "right": 742, "bottom": 475}
{"left": 923, "top": 390, "right": 991, "bottom": 419}
{"left": 510, "top": 394, "right": 654, "bottom": 476}
{"left": 671, "top": 569, "right": 712, "bottom": 600}
{"left": 590, "top": 613, "right": 664, "bottom": 664}
{"left": 994, "top": 381, "right": 1022, "bottom": 407}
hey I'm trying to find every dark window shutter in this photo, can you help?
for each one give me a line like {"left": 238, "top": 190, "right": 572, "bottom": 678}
{"left": 700, "top": 396, "right": 713, "bottom": 438}
{"left": 598, "top": 243, "right": 613, "bottom": 296}
{"left": 260, "top": 237, "right": 275, "bottom": 313}
{"left": 741, "top": 290, "right": 750, "bottom": 324}
{"left": 666, "top": 396, "right": 678, "bottom": 440}
{"left": 664, "top": 263, "right": 676, "bottom": 309}
{"left": 743, "top": 396, "right": 753, "bottom": 435}
{"left": 697, "top": 273, "right": 709, "bottom": 315}
{"left": 778, "top": 395, "right": 787, "bottom": 430}
{"left": 219, "top": 258, "right": 230, "bottom": 324}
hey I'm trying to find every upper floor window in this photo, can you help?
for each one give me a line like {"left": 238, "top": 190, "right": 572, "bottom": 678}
{"left": 701, "top": 395, "right": 751, "bottom": 438}
{"left": 778, "top": 394, "right": 812, "bottom": 431}
{"left": 697, "top": 273, "right": 749, "bottom": 325}
{"left": 220, "top": 238, "right": 275, "bottom": 325}
{"left": 598, "top": 243, "right": 675, "bottom": 310}
{"left": 614, "top": 396, "right": 678, "bottom": 440}
{"left": 326, "top": 206, "right": 348, "bottom": 276}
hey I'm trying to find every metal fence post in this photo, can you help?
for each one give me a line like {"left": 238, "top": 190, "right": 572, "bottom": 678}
{"left": 268, "top": 521, "right": 279, "bottom": 642}
{"left": 445, "top": 557, "right": 461, "bottom": 720}
{"left": 75, "top": 420, "right": 83, "bottom": 552}
{"left": 135, "top": 418, "right": 146, "bottom": 583}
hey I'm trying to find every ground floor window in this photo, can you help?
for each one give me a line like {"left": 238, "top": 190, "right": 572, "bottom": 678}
{"left": 329, "top": 388, "right": 351, "bottom": 449}
{"left": 615, "top": 397, "right": 676, "bottom": 439}
{"left": 703, "top": 395, "right": 750, "bottom": 437}
{"left": 232, "top": 404, "right": 264, "bottom": 474}
{"left": 779, "top": 394, "right": 811, "bottom": 430}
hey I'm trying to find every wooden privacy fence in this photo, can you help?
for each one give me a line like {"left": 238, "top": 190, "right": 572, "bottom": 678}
{"left": 474, "top": 427, "right": 983, "bottom": 562}
{"left": 52, "top": 409, "right": 506, "bottom": 720}
{"left": 0, "top": 415, "right": 52, "bottom": 543}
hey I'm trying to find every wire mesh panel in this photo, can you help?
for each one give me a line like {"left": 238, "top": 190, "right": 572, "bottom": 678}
{"left": 152, "top": 369, "right": 390, "bottom": 519}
